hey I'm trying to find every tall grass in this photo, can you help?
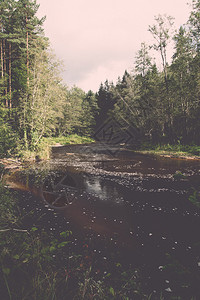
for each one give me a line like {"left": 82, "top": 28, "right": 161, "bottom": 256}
{"left": 139, "top": 143, "right": 200, "bottom": 157}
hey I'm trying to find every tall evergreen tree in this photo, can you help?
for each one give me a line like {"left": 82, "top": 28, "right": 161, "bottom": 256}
{"left": 95, "top": 80, "right": 115, "bottom": 129}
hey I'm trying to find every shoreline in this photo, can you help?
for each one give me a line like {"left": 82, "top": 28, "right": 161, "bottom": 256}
{"left": 1, "top": 143, "right": 200, "bottom": 172}
{"left": 134, "top": 149, "right": 200, "bottom": 160}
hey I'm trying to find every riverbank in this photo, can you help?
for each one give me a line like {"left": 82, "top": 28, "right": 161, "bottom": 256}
{"left": 135, "top": 143, "right": 200, "bottom": 160}
{"left": 42, "top": 134, "right": 94, "bottom": 146}
{"left": 0, "top": 135, "right": 94, "bottom": 171}
{"left": 2, "top": 141, "right": 200, "bottom": 172}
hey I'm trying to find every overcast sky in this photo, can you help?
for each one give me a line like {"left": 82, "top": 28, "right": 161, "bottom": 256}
{"left": 37, "top": 0, "right": 191, "bottom": 92}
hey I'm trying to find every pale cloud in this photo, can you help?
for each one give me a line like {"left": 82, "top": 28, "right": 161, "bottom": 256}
{"left": 77, "top": 59, "right": 132, "bottom": 91}
{"left": 37, "top": 0, "right": 191, "bottom": 92}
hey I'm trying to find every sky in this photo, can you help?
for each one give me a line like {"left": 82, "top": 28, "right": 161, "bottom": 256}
{"left": 37, "top": 0, "right": 192, "bottom": 92}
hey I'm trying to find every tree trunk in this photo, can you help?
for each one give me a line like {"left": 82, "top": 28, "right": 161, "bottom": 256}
{"left": 0, "top": 21, "right": 3, "bottom": 79}
{"left": 26, "top": 30, "right": 29, "bottom": 88}
{"left": 9, "top": 42, "right": 11, "bottom": 108}
{"left": 0, "top": 40, "right": 3, "bottom": 78}
{"left": 3, "top": 39, "right": 8, "bottom": 107}
{"left": 23, "top": 96, "right": 28, "bottom": 150}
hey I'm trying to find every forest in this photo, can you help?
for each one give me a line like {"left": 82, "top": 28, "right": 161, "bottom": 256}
{"left": 0, "top": 1, "right": 200, "bottom": 300}
{"left": 0, "top": 0, "right": 200, "bottom": 159}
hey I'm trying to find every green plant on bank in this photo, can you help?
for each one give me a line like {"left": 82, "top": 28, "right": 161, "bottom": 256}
{"left": 0, "top": 180, "right": 74, "bottom": 299}
{"left": 43, "top": 134, "right": 94, "bottom": 146}
{"left": 188, "top": 188, "right": 200, "bottom": 208}
{"left": 0, "top": 231, "right": 151, "bottom": 299}
{"left": 16, "top": 139, "right": 51, "bottom": 161}
{"left": 0, "top": 228, "right": 73, "bottom": 300}
{"left": 138, "top": 143, "right": 200, "bottom": 158}
{"left": 0, "top": 109, "right": 19, "bottom": 159}
{"left": 0, "top": 181, "right": 17, "bottom": 228}
{"left": 16, "top": 134, "right": 94, "bottom": 161}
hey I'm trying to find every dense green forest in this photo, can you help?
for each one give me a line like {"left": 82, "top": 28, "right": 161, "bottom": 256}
{"left": 96, "top": 1, "right": 200, "bottom": 146}
{"left": 0, "top": 0, "right": 200, "bottom": 159}
{"left": 0, "top": 0, "right": 98, "bottom": 158}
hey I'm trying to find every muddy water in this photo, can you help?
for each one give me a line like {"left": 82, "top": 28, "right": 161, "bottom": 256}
{"left": 7, "top": 144, "right": 200, "bottom": 298}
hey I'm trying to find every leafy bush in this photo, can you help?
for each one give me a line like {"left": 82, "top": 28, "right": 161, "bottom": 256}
{"left": 0, "top": 124, "right": 18, "bottom": 158}
{"left": 0, "top": 180, "right": 17, "bottom": 227}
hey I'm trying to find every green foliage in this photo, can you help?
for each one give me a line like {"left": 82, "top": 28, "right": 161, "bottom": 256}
{"left": 109, "top": 286, "right": 115, "bottom": 296}
{"left": 43, "top": 134, "right": 94, "bottom": 146}
{"left": 140, "top": 143, "right": 200, "bottom": 157}
{"left": 15, "top": 134, "right": 94, "bottom": 161}
{"left": 134, "top": 42, "right": 152, "bottom": 76}
{"left": 17, "top": 38, "right": 67, "bottom": 151}
{"left": 95, "top": 5, "right": 200, "bottom": 146}
{"left": 0, "top": 181, "right": 17, "bottom": 227}
{"left": 1, "top": 0, "right": 200, "bottom": 157}
{"left": 80, "top": 90, "right": 99, "bottom": 135}
{"left": 189, "top": 189, "right": 200, "bottom": 208}
{"left": 95, "top": 80, "right": 116, "bottom": 130}
{"left": 57, "top": 87, "right": 99, "bottom": 137}
{"left": 173, "top": 171, "right": 186, "bottom": 180}
{"left": 0, "top": 108, "right": 18, "bottom": 158}
{"left": 0, "top": 0, "right": 98, "bottom": 159}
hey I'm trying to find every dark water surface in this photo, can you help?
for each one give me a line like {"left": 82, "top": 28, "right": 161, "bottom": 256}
{"left": 7, "top": 144, "right": 200, "bottom": 298}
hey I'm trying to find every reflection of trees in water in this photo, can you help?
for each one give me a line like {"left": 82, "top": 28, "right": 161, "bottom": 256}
{"left": 42, "top": 171, "right": 85, "bottom": 208}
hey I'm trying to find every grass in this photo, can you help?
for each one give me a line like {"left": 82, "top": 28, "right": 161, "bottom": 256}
{"left": 42, "top": 134, "right": 94, "bottom": 146}
{"left": 18, "top": 134, "right": 95, "bottom": 161}
{"left": 137, "top": 143, "right": 200, "bottom": 159}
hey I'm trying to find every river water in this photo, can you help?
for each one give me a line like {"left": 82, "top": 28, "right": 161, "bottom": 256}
{"left": 7, "top": 143, "right": 200, "bottom": 298}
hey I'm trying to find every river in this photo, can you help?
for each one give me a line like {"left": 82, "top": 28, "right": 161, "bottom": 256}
{"left": 7, "top": 143, "right": 200, "bottom": 298}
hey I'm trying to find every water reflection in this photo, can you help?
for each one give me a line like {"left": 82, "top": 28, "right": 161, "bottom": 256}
{"left": 85, "top": 176, "right": 124, "bottom": 203}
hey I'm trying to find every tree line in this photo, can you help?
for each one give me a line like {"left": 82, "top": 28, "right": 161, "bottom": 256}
{"left": 0, "top": 0, "right": 200, "bottom": 158}
{"left": 95, "top": 0, "right": 200, "bottom": 145}
{"left": 0, "top": 0, "right": 98, "bottom": 157}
